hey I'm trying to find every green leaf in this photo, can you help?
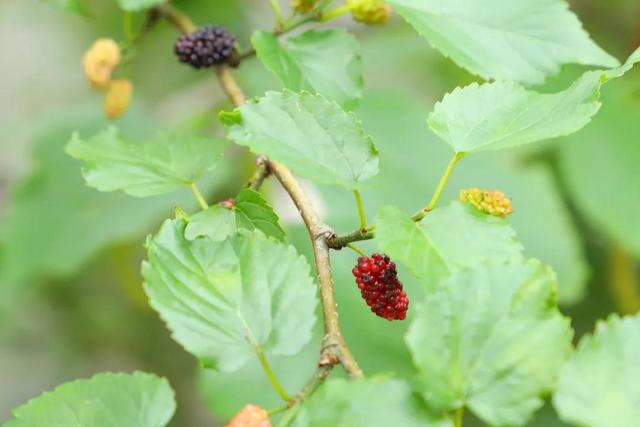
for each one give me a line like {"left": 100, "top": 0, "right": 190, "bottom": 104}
{"left": 559, "top": 81, "right": 640, "bottom": 256}
{"left": 220, "top": 90, "right": 379, "bottom": 190}
{"left": 553, "top": 314, "right": 640, "bottom": 427}
{"left": 387, "top": 0, "right": 618, "bottom": 84}
{"left": 184, "top": 189, "right": 286, "bottom": 242}
{"left": 293, "top": 377, "right": 452, "bottom": 427}
{"left": 406, "top": 260, "right": 573, "bottom": 426}
{"left": 143, "top": 223, "right": 316, "bottom": 372}
{"left": 116, "top": 0, "right": 163, "bottom": 11}
{"left": 66, "top": 127, "right": 226, "bottom": 197}
{"left": 0, "top": 111, "right": 225, "bottom": 288}
{"left": 252, "top": 29, "right": 363, "bottom": 110}
{"left": 234, "top": 188, "right": 286, "bottom": 241}
{"left": 185, "top": 205, "right": 237, "bottom": 242}
{"left": 427, "top": 48, "right": 640, "bottom": 154}
{"left": 5, "top": 372, "right": 175, "bottom": 427}
{"left": 375, "top": 202, "right": 523, "bottom": 290}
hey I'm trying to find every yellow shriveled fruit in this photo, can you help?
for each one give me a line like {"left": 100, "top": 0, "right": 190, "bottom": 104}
{"left": 82, "top": 38, "right": 121, "bottom": 88}
{"left": 104, "top": 79, "right": 133, "bottom": 119}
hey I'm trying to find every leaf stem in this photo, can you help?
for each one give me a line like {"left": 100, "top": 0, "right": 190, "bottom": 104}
{"left": 267, "top": 405, "right": 290, "bottom": 416}
{"left": 153, "top": 3, "right": 196, "bottom": 33}
{"left": 275, "top": 404, "right": 300, "bottom": 427}
{"left": 454, "top": 407, "right": 464, "bottom": 427}
{"left": 328, "top": 229, "right": 374, "bottom": 249}
{"left": 607, "top": 245, "right": 640, "bottom": 314}
{"left": 277, "top": 364, "right": 332, "bottom": 426}
{"left": 237, "top": 14, "right": 315, "bottom": 60}
{"left": 119, "top": 10, "right": 160, "bottom": 74}
{"left": 256, "top": 347, "right": 292, "bottom": 402}
{"left": 321, "top": 0, "right": 373, "bottom": 21}
{"left": 319, "top": 2, "right": 355, "bottom": 21}
{"left": 413, "top": 151, "right": 465, "bottom": 221}
{"left": 237, "top": 2, "right": 335, "bottom": 60}
{"left": 346, "top": 243, "right": 367, "bottom": 257}
{"left": 123, "top": 11, "right": 136, "bottom": 42}
{"left": 353, "top": 190, "right": 367, "bottom": 230}
{"left": 279, "top": 14, "right": 317, "bottom": 34}
{"left": 189, "top": 182, "right": 209, "bottom": 210}
{"left": 291, "top": 364, "right": 332, "bottom": 404}
{"left": 329, "top": 152, "right": 465, "bottom": 248}
{"left": 268, "top": 0, "right": 285, "bottom": 29}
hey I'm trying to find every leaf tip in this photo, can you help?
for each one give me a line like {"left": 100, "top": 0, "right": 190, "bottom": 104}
{"left": 219, "top": 110, "right": 242, "bottom": 126}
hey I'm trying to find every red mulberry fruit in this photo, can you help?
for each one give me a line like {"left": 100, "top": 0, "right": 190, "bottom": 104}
{"left": 352, "top": 253, "right": 408, "bottom": 320}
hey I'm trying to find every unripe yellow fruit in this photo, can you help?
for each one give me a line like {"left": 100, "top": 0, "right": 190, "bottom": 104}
{"left": 347, "top": 0, "right": 391, "bottom": 25}
{"left": 104, "top": 79, "right": 133, "bottom": 119}
{"left": 82, "top": 38, "right": 121, "bottom": 88}
{"left": 460, "top": 188, "right": 513, "bottom": 218}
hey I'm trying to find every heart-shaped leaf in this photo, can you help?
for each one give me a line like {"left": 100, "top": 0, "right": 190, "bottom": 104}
{"left": 143, "top": 221, "right": 316, "bottom": 372}
{"left": 427, "top": 49, "right": 640, "bottom": 154}
{"left": 293, "top": 377, "right": 452, "bottom": 427}
{"left": 67, "top": 127, "right": 226, "bottom": 197}
{"left": 220, "top": 90, "right": 378, "bottom": 190}
{"left": 6, "top": 372, "right": 175, "bottom": 427}
{"left": 185, "top": 188, "right": 286, "bottom": 242}
{"left": 388, "top": 0, "right": 618, "bottom": 84}
{"left": 553, "top": 313, "right": 640, "bottom": 427}
{"left": 406, "top": 260, "right": 573, "bottom": 426}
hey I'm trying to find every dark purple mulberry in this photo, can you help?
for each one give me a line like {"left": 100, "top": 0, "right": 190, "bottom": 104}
{"left": 174, "top": 25, "right": 236, "bottom": 69}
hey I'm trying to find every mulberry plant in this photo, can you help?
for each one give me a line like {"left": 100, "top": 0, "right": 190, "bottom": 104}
{"left": 5, "top": 1, "right": 640, "bottom": 427}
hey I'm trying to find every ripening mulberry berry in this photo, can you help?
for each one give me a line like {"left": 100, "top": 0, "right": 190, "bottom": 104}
{"left": 460, "top": 188, "right": 513, "bottom": 218}
{"left": 174, "top": 25, "right": 237, "bottom": 69}
{"left": 218, "top": 198, "right": 235, "bottom": 209}
{"left": 352, "top": 253, "right": 408, "bottom": 321}
{"left": 226, "top": 404, "right": 271, "bottom": 427}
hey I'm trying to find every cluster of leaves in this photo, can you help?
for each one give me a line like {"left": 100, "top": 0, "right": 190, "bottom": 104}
{"left": 5, "top": 0, "right": 640, "bottom": 426}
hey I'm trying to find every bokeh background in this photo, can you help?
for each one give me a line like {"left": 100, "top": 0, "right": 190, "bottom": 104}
{"left": 1, "top": 0, "right": 639, "bottom": 425}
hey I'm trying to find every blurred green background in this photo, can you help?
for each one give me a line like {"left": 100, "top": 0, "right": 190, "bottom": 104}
{"left": 1, "top": 0, "right": 639, "bottom": 425}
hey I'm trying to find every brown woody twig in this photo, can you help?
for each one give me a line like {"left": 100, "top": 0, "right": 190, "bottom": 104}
{"left": 154, "top": 2, "right": 363, "bottom": 410}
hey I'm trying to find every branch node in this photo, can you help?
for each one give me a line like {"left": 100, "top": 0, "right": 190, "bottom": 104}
{"left": 318, "top": 347, "right": 340, "bottom": 367}
{"left": 246, "top": 155, "right": 272, "bottom": 190}
{"left": 313, "top": 226, "right": 336, "bottom": 242}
